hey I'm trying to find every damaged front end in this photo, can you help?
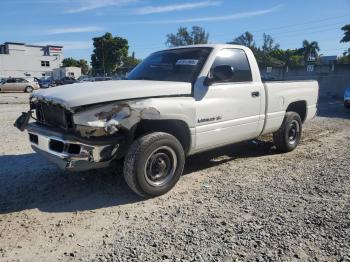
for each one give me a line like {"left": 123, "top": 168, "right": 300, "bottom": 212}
{"left": 73, "top": 100, "right": 161, "bottom": 137}
{"left": 14, "top": 96, "right": 161, "bottom": 171}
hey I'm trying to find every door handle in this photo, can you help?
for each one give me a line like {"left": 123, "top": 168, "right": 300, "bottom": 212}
{"left": 251, "top": 91, "right": 260, "bottom": 97}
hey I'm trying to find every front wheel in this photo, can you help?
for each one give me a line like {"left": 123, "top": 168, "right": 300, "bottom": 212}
{"left": 273, "top": 112, "right": 302, "bottom": 153}
{"left": 25, "top": 86, "right": 33, "bottom": 93}
{"left": 123, "top": 132, "right": 185, "bottom": 198}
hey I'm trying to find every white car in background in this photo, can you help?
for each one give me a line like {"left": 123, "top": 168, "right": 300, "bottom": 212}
{"left": 344, "top": 85, "right": 350, "bottom": 109}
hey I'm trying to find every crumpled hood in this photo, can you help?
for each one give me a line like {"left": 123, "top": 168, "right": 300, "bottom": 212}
{"left": 32, "top": 80, "right": 192, "bottom": 109}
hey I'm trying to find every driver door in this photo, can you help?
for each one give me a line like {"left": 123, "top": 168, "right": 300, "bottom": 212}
{"left": 194, "top": 48, "right": 262, "bottom": 150}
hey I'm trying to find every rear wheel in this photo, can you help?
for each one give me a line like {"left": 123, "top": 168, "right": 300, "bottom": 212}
{"left": 344, "top": 101, "right": 350, "bottom": 109}
{"left": 25, "top": 86, "right": 33, "bottom": 93}
{"left": 123, "top": 132, "right": 185, "bottom": 198}
{"left": 273, "top": 112, "right": 302, "bottom": 153}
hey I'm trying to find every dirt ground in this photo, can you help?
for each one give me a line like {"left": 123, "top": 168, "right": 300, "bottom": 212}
{"left": 0, "top": 94, "right": 349, "bottom": 262}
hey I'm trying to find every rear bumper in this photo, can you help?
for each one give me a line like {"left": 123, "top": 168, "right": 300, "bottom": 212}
{"left": 27, "top": 123, "right": 123, "bottom": 171}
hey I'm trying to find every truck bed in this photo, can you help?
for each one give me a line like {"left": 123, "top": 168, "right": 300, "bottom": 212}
{"left": 261, "top": 80, "right": 319, "bottom": 135}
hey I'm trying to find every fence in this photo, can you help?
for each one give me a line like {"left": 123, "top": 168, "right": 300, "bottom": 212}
{"left": 263, "top": 64, "right": 350, "bottom": 99}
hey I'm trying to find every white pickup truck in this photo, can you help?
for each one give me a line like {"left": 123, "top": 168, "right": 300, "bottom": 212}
{"left": 15, "top": 44, "right": 319, "bottom": 197}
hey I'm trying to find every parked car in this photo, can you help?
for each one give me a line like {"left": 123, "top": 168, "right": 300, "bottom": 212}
{"left": 15, "top": 44, "right": 319, "bottom": 198}
{"left": 93, "top": 77, "right": 112, "bottom": 82}
{"left": 0, "top": 78, "right": 39, "bottom": 92}
{"left": 344, "top": 85, "right": 350, "bottom": 109}
{"left": 77, "top": 75, "right": 90, "bottom": 82}
{"left": 55, "top": 77, "right": 77, "bottom": 86}
{"left": 38, "top": 78, "right": 56, "bottom": 88}
{"left": 78, "top": 77, "right": 112, "bottom": 82}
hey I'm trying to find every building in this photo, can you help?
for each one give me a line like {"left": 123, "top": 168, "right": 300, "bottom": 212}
{"left": 52, "top": 67, "right": 81, "bottom": 80}
{"left": 0, "top": 42, "right": 63, "bottom": 78}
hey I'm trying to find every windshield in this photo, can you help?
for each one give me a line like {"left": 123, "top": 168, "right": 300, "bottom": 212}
{"left": 127, "top": 47, "right": 212, "bottom": 83}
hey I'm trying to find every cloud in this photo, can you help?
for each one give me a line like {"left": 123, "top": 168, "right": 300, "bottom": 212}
{"left": 134, "top": 1, "right": 221, "bottom": 15}
{"left": 45, "top": 26, "right": 103, "bottom": 35}
{"left": 32, "top": 41, "right": 92, "bottom": 50}
{"left": 64, "top": 0, "right": 137, "bottom": 13}
{"left": 124, "top": 5, "right": 282, "bottom": 24}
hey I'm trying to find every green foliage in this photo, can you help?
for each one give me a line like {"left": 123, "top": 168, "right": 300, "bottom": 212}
{"left": 228, "top": 31, "right": 255, "bottom": 48}
{"left": 76, "top": 59, "right": 90, "bottom": 75}
{"left": 338, "top": 55, "right": 350, "bottom": 64}
{"left": 288, "top": 55, "right": 304, "bottom": 67}
{"left": 166, "top": 26, "right": 209, "bottom": 47}
{"left": 229, "top": 31, "right": 306, "bottom": 68}
{"left": 262, "top": 33, "right": 280, "bottom": 53}
{"left": 91, "top": 32, "right": 129, "bottom": 75}
{"left": 122, "top": 52, "right": 141, "bottom": 69}
{"left": 269, "top": 49, "right": 303, "bottom": 67}
{"left": 340, "top": 24, "right": 350, "bottom": 43}
{"left": 300, "top": 40, "right": 320, "bottom": 64}
{"left": 62, "top": 57, "right": 90, "bottom": 75}
{"left": 62, "top": 57, "right": 78, "bottom": 67}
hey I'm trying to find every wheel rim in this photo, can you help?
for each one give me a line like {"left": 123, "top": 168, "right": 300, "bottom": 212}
{"left": 144, "top": 146, "right": 177, "bottom": 187}
{"left": 26, "top": 87, "right": 33, "bottom": 92}
{"left": 287, "top": 120, "right": 300, "bottom": 145}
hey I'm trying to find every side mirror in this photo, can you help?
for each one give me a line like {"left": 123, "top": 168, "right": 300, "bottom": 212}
{"left": 205, "top": 65, "right": 234, "bottom": 85}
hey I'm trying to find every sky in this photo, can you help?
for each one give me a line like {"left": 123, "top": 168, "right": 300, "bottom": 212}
{"left": 0, "top": 0, "right": 349, "bottom": 61}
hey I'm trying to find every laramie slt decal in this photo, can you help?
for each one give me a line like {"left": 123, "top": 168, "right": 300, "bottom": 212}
{"left": 197, "top": 116, "right": 222, "bottom": 123}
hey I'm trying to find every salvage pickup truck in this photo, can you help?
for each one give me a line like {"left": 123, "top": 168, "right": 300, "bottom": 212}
{"left": 15, "top": 44, "right": 319, "bottom": 197}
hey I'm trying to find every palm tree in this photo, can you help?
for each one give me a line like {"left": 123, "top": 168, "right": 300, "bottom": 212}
{"left": 300, "top": 40, "right": 320, "bottom": 64}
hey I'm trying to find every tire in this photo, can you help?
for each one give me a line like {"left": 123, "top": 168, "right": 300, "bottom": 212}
{"left": 123, "top": 132, "right": 185, "bottom": 198}
{"left": 25, "top": 86, "right": 33, "bottom": 93}
{"left": 344, "top": 101, "right": 350, "bottom": 109}
{"left": 273, "top": 111, "right": 302, "bottom": 153}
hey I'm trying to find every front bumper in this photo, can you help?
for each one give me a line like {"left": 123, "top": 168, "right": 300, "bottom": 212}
{"left": 27, "top": 123, "right": 122, "bottom": 171}
{"left": 344, "top": 97, "right": 350, "bottom": 108}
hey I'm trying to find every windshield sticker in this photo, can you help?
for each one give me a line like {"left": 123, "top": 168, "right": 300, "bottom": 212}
{"left": 176, "top": 59, "right": 199, "bottom": 66}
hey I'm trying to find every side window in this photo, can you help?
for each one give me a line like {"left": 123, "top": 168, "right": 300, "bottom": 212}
{"left": 211, "top": 49, "right": 252, "bottom": 83}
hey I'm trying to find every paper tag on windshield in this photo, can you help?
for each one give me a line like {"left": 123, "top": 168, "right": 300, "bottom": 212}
{"left": 176, "top": 59, "right": 199, "bottom": 66}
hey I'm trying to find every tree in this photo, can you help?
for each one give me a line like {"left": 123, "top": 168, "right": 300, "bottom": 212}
{"left": 166, "top": 26, "right": 209, "bottom": 47}
{"left": 122, "top": 52, "right": 141, "bottom": 69}
{"left": 228, "top": 31, "right": 255, "bottom": 49}
{"left": 62, "top": 57, "right": 78, "bottom": 67}
{"left": 91, "top": 32, "right": 129, "bottom": 75}
{"left": 76, "top": 59, "right": 90, "bottom": 75}
{"left": 338, "top": 54, "right": 350, "bottom": 64}
{"left": 340, "top": 24, "right": 350, "bottom": 43}
{"left": 262, "top": 33, "right": 280, "bottom": 53}
{"left": 269, "top": 49, "right": 303, "bottom": 68}
{"left": 299, "top": 40, "right": 320, "bottom": 64}
{"left": 62, "top": 58, "right": 90, "bottom": 75}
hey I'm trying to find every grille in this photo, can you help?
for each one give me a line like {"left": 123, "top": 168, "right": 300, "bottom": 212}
{"left": 35, "top": 102, "right": 73, "bottom": 129}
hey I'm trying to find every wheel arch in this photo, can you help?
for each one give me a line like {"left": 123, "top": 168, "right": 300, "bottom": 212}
{"left": 133, "top": 119, "right": 192, "bottom": 154}
{"left": 286, "top": 100, "right": 307, "bottom": 123}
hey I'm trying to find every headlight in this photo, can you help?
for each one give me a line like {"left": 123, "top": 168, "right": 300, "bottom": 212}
{"left": 75, "top": 125, "right": 109, "bottom": 137}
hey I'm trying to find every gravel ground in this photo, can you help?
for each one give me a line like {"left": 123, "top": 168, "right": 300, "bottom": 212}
{"left": 0, "top": 97, "right": 349, "bottom": 262}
